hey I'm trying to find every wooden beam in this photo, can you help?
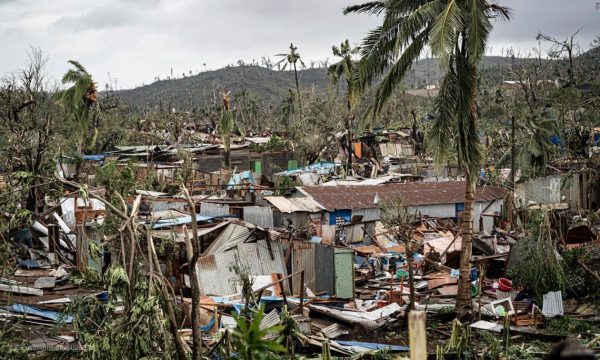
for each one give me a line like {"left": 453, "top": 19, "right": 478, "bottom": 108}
{"left": 409, "top": 311, "right": 426, "bottom": 360}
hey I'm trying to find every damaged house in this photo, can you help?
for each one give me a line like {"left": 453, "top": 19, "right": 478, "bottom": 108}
{"left": 287, "top": 181, "right": 506, "bottom": 244}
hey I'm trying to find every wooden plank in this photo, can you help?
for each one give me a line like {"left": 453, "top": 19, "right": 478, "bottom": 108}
{"left": 427, "top": 277, "right": 458, "bottom": 290}
{"left": 436, "top": 285, "right": 458, "bottom": 296}
{"left": 0, "top": 283, "right": 44, "bottom": 296}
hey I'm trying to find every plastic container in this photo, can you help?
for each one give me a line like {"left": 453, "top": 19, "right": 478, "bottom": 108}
{"left": 470, "top": 267, "right": 479, "bottom": 281}
{"left": 471, "top": 283, "right": 479, "bottom": 297}
{"left": 498, "top": 278, "right": 513, "bottom": 292}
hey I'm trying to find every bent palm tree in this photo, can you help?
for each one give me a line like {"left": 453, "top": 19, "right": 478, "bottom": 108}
{"left": 275, "top": 44, "right": 305, "bottom": 120}
{"left": 346, "top": 0, "right": 510, "bottom": 316}
{"left": 328, "top": 39, "right": 361, "bottom": 172}
{"left": 56, "top": 60, "right": 97, "bottom": 153}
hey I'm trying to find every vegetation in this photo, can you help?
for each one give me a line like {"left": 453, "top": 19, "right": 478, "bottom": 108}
{"left": 1, "top": 2, "right": 600, "bottom": 358}
{"left": 508, "top": 211, "right": 568, "bottom": 301}
{"left": 231, "top": 304, "right": 287, "bottom": 360}
{"left": 346, "top": 0, "right": 511, "bottom": 317}
{"left": 56, "top": 60, "right": 98, "bottom": 155}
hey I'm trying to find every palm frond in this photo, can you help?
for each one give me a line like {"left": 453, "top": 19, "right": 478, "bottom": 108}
{"left": 356, "top": 0, "right": 442, "bottom": 93}
{"left": 67, "top": 60, "right": 87, "bottom": 74}
{"left": 489, "top": 4, "right": 512, "bottom": 21}
{"left": 369, "top": 29, "right": 429, "bottom": 116}
{"left": 466, "top": 0, "right": 492, "bottom": 65}
{"left": 344, "top": 1, "right": 387, "bottom": 15}
{"left": 428, "top": 61, "right": 459, "bottom": 168}
{"left": 429, "top": 0, "right": 463, "bottom": 62}
{"left": 454, "top": 52, "right": 483, "bottom": 175}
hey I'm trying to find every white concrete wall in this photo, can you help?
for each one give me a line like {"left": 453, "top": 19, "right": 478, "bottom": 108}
{"left": 515, "top": 175, "right": 561, "bottom": 206}
{"left": 408, "top": 204, "right": 456, "bottom": 219}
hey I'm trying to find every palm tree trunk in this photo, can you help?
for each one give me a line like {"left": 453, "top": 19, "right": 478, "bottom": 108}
{"left": 293, "top": 62, "right": 302, "bottom": 120}
{"left": 182, "top": 187, "right": 203, "bottom": 360}
{"left": 224, "top": 133, "right": 231, "bottom": 170}
{"left": 456, "top": 67, "right": 480, "bottom": 318}
{"left": 456, "top": 174, "right": 475, "bottom": 316}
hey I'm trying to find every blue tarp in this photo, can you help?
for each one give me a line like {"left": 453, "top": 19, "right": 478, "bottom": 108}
{"left": 200, "top": 316, "right": 219, "bottom": 331}
{"left": 83, "top": 154, "right": 107, "bottom": 161}
{"left": 5, "top": 304, "right": 73, "bottom": 323}
{"left": 18, "top": 259, "right": 40, "bottom": 269}
{"left": 336, "top": 341, "right": 409, "bottom": 352}
{"left": 276, "top": 162, "right": 341, "bottom": 176}
{"left": 151, "top": 214, "right": 213, "bottom": 229}
{"left": 330, "top": 209, "right": 352, "bottom": 225}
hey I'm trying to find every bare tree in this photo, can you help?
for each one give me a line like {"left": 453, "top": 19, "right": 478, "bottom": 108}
{"left": 537, "top": 30, "right": 581, "bottom": 87}
{"left": 0, "top": 48, "right": 58, "bottom": 212}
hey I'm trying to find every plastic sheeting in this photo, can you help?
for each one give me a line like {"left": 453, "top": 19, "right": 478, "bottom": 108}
{"left": 4, "top": 304, "right": 73, "bottom": 323}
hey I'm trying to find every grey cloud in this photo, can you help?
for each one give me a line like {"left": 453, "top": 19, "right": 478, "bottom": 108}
{"left": 52, "top": 4, "right": 137, "bottom": 31}
{"left": 0, "top": 0, "right": 599, "bottom": 89}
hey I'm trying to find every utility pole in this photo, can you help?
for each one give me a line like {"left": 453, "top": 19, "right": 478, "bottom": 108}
{"left": 510, "top": 115, "right": 516, "bottom": 226}
{"left": 510, "top": 116, "right": 516, "bottom": 189}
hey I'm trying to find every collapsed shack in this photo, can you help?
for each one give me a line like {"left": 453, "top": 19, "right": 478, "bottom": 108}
{"left": 3, "top": 159, "right": 600, "bottom": 358}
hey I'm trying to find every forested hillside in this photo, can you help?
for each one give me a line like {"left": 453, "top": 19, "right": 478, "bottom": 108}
{"left": 114, "top": 55, "right": 541, "bottom": 109}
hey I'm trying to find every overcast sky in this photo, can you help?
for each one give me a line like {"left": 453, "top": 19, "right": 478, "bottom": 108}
{"left": 1, "top": 0, "right": 599, "bottom": 89}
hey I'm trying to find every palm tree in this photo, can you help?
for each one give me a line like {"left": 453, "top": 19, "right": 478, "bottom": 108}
{"left": 220, "top": 92, "right": 234, "bottom": 169}
{"left": 56, "top": 60, "right": 97, "bottom": 153}
{"left": 346, "top": 0, "right": 511, "bottom": 316}
{"left": 499, "top": 112, "right": 560, "bottom": 177}
{"left": 328, "top": 39, "right": 361, "bottom": 172}
{"left": 275, "top": 43, "right": 305, "bottom": 120}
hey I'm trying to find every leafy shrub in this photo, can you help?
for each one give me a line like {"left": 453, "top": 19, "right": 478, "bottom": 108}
{"left": 231, "top": 304, "right": 286, "bottom": 360}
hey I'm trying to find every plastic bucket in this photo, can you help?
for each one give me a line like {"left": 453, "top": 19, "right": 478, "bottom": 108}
{"left": 498, "top": 278, "right": 513, "bottom": 292}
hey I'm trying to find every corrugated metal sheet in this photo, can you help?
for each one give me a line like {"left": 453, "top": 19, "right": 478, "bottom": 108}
{"left": 259, "top": 309, "right": 281, "bottom": 330}
{"left": 153, "top": 221, "right": 229, "bottom": 243}
{"left": 351, "top": 208, "right": 380, "bottom": 222}
{"left": 265, "top": 196, "right": 324, "bottom": 213}
{"left": 291, "top": 242, "right": 316, "bottom": 295}
{"left": 196, "top": 252, "right": 239, "bottom": 295}
{"left": 320, "top": 323, "right": 349, "bottom": 339}
{"left": 152, "top": 214, "right": 213, "bottom": 229}
{"left": 301, "top": 181, "right": 506, "bottom": 210}
{"left": 290, "top": 242, "right": 336, "bottom": 296}
{"left": 239, "top": 241, "right": 287, "bottom": 281}
{"left": 542, "top": 290, "right": 564, "bottom": 317}
{"left": 197, "top": 239, "right": 289, "bottom": 296}
{"left": 243, "top": 206, "right": 274, "bottom": 228}
{"left": 334, "top": 248, "right": 354, "bottom": 299}
{"left": 204, "top": 222, "right": 252, "bottom": 255}
{"left": 200, "top": 203, "right": 230, "bottom": 217}
{"left": 315, "top": 245, "right": 335, "bottom": 295}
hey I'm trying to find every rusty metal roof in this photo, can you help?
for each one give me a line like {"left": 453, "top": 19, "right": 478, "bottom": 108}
{"left": 300, "top": 181, "right": 506, "bottom": 211}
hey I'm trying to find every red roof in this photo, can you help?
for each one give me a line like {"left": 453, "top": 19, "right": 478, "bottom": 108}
{"left": 300, "top": 181, "right": 506, "bottom": 211}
